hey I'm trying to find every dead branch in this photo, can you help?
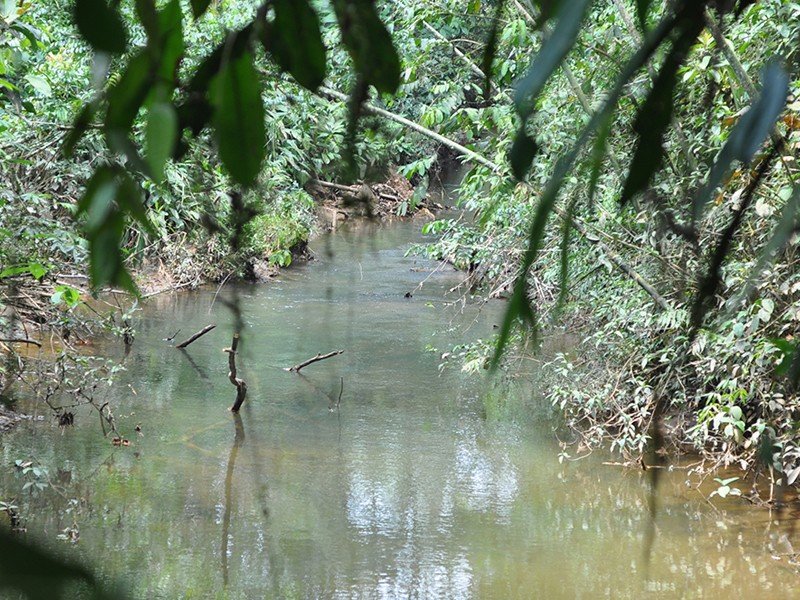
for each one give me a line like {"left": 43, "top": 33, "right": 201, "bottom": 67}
{"left": 176, "top": 324, "right": 216, "bottom": 349}
{"left": 225, "top": 333, "right": 247, "bottom": 412}
{"left": 0, "top": 337, "right": 41, "bottom": 347}
{"left": 309, "top": 178, "right": 401, "bottom": 203}
{"left": 286, "top": 350, "right": 344, "bottom": 373}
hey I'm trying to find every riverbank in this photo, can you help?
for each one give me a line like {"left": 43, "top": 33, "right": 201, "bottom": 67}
{"left": 0, "top": 169, "right": 437, "bottom": 420}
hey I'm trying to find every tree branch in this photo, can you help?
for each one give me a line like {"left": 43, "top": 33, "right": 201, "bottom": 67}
{"left": 286, "top": 350, "right": 344, "bottom": 373}
{"left": 175, "top": 324, "right": 216, "bottom": 349}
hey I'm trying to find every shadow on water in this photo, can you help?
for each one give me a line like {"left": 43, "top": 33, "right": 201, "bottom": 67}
{"left": 221, "top": 412, "right": 245, "bottom": 587}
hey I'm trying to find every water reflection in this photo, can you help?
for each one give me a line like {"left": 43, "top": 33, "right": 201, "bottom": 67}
{"left": 221, "top": 412, "right": 245, "bottom": 586}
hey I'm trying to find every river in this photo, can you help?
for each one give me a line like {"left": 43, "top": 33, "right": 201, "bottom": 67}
{"left": 1, "top": 219, "right": 799, "bottom": 598}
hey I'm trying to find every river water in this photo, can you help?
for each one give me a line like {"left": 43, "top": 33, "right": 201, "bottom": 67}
{"left": 2, "top": 220, "right": 800, "bottom": 598}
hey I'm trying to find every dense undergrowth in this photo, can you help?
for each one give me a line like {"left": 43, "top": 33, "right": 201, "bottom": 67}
{"left": 410, "top": 0, "right": 800, "bottom": 489}
{"left": 2, "top": 0, "right": 800, "bottom": 498}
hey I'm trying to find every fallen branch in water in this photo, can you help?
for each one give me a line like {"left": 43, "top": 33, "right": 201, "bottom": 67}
{"left": 225, "top": 333, "right": 247, "bottom": 412}
{"left": 176, "top": 324, "right": 216, "bottom": 349}
{"left": 286, "top": 350, "right": 344, "bottom": 373}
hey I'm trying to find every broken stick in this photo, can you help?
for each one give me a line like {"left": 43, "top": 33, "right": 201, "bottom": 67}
{"left": 225, "top": 333, "right": 248, "bottom": 412}
{"left": 286, "top": 350, "right": 344, "bottom": 373}
{"left": 176, "top": 324, "right": 216, "bottom": 349}
{"left": 0, "top": 337, "right": 42, "bottom": 347}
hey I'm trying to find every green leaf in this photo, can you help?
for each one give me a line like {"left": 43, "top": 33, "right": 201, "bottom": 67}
{"left": 587, "top": 111, "right": 613, "bottom": 208}
{"left": 492, "top": 13, "right": 678, "bottom": 368}
{"left": 0, "top": 263, "right": 47, "bottom": 279}
{"left": 509, "top": 127, "right": 538, "bottom": 180}
{"left": 0, "top": 529, "right": 123, "bottom": 600}
{"left": 88, "top": 207, "right": 129, "bottom": 289}
{"left": 10, "top": 22, "right": 43, "bottom": 48}
{"left": 635, "top": 0, "right": 652, "bottom": 31}
{"left": 620, "top": 13, "right": 703, "bottom": 205}
{"left": 332, "top": 0, "right": 401, "bottom": 94}
{"left": 190, "top": 0, "right": 212, "bottom": 19}
{"left": 555, "top": 195, "right": 580, "bottom": 313}
{"left": 116, "top": 171, "right": 154, "bottom": 236}
{"left": 77, "top": 166, "right": 118, "bottom": 234}
{"left": 27, "top": 262, "right": 47, "bottom": 279}
{"left": 189, "top": 25, "right": 252, "bottom": 93}
{"left": 155, "top": 0, "right": 184, "bottom": 84}
{"left": 73, "top": 0, "right": 128, "bottom": 54}
{"left": 76, "top": 166, "right": 150, "bottom": 292}
{"left": 267, "top": 0, "right": 327, "bottom": 91}
{"left": 514, "top": 0, "right": 591, "bottom": 120}
{"left": 481, "top": 0, "right": 505, "bottom": 99}
{"left": 24, "top": 74, "right": 51, "bottom": 96}
{"left": 63, "top": 102, "right": 97, "bottom": 158}
{"left": 692, "top": 62, "right": 789, "bottom": 222}
{"left": 210, "top": 49, "right": 265, "bottom": 187}
{"left": 105, "top": 51, "right": 153, "bottom": 153}
{"left": 145, "top": 101, "right": 177, "bottom": 182}
{"left": 51, "top": 285, "right": 82, "bottom": 307}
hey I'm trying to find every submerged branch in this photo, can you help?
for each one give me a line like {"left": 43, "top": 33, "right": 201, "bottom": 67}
{"left": 225, "top": 333, "right": 248, "bottom": 412}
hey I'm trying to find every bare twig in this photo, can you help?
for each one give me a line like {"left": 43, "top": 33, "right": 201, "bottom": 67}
{"left": 286, "top": 350, "right": 344, "bottom": 373}
{"left": 0, "top": 337, "right": 41, "bottom": 347}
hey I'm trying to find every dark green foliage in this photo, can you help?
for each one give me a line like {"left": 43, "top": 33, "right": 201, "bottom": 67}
{"left": 513, "top": 0, "right": 591, "bottom": 121}
{"left": 145, "top": 100, "right": 177, "bottom": 182}
{"left": 190, "top": 0, "right": 212, "bottom": 20}
{"left": 210, "top": 50, "right": 266, "bottom": 188}
{"left": 104, "top": 51, "right": 152, "bottom": 158}
{"left": 509, "top": 127, "right": 538, "bottom": 180}
{"left": 493, "top": 10, "right": 680, "bottom": 366}
{"left": 481, "top": 0, "right": 505, "bottom": 99}
{"left": 267, "top": 0, "right": 327, "bottom": 91}
{"left": 76, "top": 166, "right": 151, "bottom": 290}
{"left": 61, "top": 101, "right": 96, "bottom": 158}
{"left": 620, "top": 6, "right": 705, "bottom": 205}
{"left": 691, "top": 62, "right": 789, "bottom": 222}
{"left": 73, "top": 0, "right": 127, "bottom": 54}
{"left": 332, "top": 0, "right": 401, "bottom": 95}
{"left": 510, "top": 0, "right": 591, "bottom": 180}
{"left": 635, "top": 0, "right": 652, "bottom": 31}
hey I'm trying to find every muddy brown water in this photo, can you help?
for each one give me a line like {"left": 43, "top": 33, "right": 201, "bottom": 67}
{"left": 2, "top": 220, "right": 800, "bottom": 598}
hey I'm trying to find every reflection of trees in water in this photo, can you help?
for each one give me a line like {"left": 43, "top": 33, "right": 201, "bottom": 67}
{"left": 220, "top": 412, "right": 244, "bottom": 587}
